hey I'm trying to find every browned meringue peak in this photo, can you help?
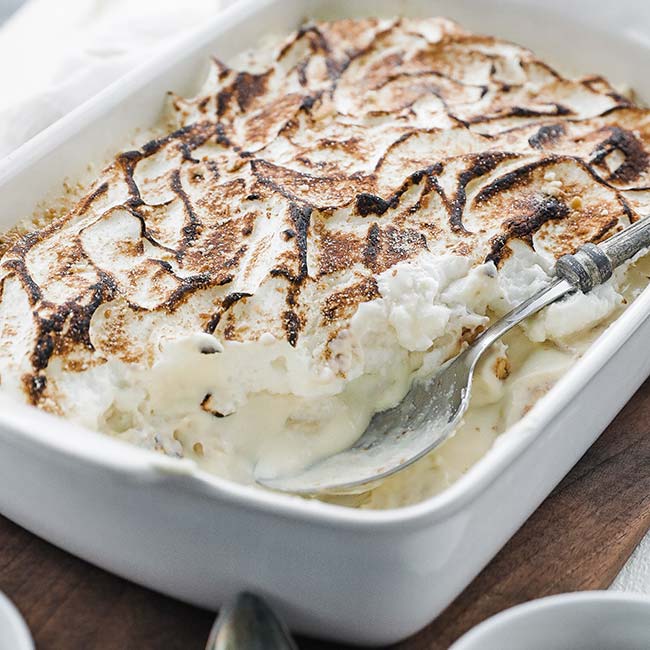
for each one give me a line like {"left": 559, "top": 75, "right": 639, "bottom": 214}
{"left": 491, "top": 108, "right": 650, "bottom": 189}
{"left": 0, "top": 16, "right": 648, "bottom": 409}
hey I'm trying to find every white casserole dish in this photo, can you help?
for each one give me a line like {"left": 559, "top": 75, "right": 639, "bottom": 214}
{"left": 0, "top": 0, "right": 648, "bottom": 645}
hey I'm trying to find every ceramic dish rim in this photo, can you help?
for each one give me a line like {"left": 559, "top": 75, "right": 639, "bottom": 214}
{"left": 0, "top": 0, "right": 648, "bottom": 531}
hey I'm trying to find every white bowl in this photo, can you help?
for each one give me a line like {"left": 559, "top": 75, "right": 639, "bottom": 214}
{"left": 0, "top": 593, "right": 33, "bottom": 650}
{"left": 451, "top": 592, "right": 650, "bottom": 650}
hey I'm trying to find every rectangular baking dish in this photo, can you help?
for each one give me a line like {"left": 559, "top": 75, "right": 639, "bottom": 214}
{"left": 0, "top": 0, "right": 648, "bottom": 645}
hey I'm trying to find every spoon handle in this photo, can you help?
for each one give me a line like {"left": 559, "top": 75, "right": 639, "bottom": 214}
{"left": 555, "top": 216, "right": 650, "bottom": 292}
{"left": 472, "top": 277, "right": 574, "bottom": 358}
{"left": 473, "top": 216, "right": 650, "bottom": 358}
{"left": 601, "top": 216, "right": 650, "bottom": 267}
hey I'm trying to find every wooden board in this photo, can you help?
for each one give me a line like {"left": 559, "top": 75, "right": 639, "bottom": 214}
{"left": 0, "top": 379, "right": 649, "bottom": 650}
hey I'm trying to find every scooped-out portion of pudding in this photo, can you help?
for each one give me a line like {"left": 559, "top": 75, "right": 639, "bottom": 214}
{"left": 0, "top": 17, "right": 649, "bottom": 507}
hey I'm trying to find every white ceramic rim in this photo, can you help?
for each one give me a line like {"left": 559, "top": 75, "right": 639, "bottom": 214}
{"left": 449, "top": 591, "right": 650, "bottom": 649}
{"left": 0, "top": 0, "right": 648, "bottom": 531}
{"left": 0, "top": 592, "right": 33, "bottom": 650}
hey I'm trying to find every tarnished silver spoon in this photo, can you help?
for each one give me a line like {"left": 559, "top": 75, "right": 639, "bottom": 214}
{"left": 259, "top": 216, "right": 650, "bottom": 495}
{"left": 205, "top": 592, "right": 296, "bottom": 650}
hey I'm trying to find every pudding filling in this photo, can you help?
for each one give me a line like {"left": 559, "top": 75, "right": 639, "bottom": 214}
{"left": 0, "top": 18, "right": 649, "bottom": 507}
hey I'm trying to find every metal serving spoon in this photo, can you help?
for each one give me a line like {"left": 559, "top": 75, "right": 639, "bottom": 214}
{"left": 259, "top": 216, "right": 650, "bottom": 495}
{"left": 205, "top": 592, "right": 297, "bottom": 650}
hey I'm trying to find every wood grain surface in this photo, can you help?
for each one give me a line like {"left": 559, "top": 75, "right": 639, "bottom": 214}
{"left": 0, "top": 379, "right": 649, "bottom": 650}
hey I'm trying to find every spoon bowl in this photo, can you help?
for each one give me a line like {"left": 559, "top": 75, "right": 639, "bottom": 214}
{"left": 259, "top": 344, "right": 476, "bottom": 495}
{"left": 206, "top": 592, "right": 296, "bottom": 650}
{"left": 259, "top": 218, "right": 650, "bottom": 495}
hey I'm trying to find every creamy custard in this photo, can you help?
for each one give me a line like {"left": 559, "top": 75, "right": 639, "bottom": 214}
{"left": 0, "top": 18, "right": 649, "bottom": 507}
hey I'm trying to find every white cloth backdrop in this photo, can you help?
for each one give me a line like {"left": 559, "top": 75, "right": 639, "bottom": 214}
{"left": 0, "top": 0, "right": 648, "bottom": 597}
{"left": 0, "top": 0, "right": 225, "bottom": 156}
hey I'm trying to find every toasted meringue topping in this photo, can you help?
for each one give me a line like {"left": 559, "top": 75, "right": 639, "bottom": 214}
{"left": 0, "top": 18, "right": 649, "bottom": 491}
